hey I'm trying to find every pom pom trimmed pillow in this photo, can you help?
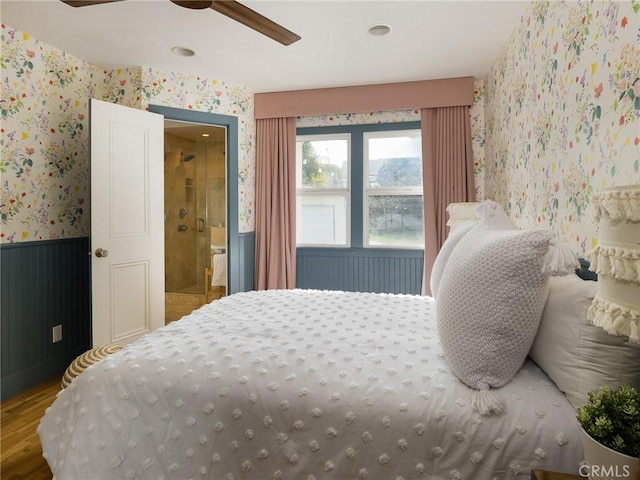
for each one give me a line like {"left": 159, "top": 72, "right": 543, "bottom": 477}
{"left": 435, "top": 200, "right": 577, "bottom": 415}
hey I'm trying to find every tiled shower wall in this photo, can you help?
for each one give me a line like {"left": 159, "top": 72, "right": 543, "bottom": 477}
{"left": 164, "top": 132, "right": 226, "bottom": 293}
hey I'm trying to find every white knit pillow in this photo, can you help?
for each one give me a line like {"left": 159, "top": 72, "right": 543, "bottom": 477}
{"left": 431, "top": 202, "right": 516, "bottom": 299}
{"left": 436, "top": 200, "right": 567, "bottom": 415}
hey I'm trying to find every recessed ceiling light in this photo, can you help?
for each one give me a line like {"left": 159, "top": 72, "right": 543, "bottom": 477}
{"left": 171, "top": 46, "right": 195, "bottom": 57}
{"left": 367, "top": 24, "right": 392, "bottom": 36}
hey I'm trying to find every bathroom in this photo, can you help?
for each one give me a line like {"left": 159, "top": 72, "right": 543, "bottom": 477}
{"left": 163, "top": 120, "right": 227, "bottom": 323}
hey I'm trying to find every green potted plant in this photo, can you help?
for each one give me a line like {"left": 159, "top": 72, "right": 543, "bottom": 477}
{"left": 576, "top": 384, "right": 640, "bottom": 480}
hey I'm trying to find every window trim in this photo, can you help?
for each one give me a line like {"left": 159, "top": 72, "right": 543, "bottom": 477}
{"left": 296, "top": 133, "right": 351, "bottom": 192}
{"left": 362, "top": 129, "right": 423, "bottom": 248}
{"left": 296, "top": 133, "right": 351, "bottom": 247}
{"left": 296, "top": 191, "right": 351, "bottom": 248}
{"left": 296, "top": 121, "right": 421, "bottom": 250}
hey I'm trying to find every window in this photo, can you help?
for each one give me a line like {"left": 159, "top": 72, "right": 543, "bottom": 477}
{"left": 364, "top": 130, "right": 424, "bottom": 248}
{"left": 296, "top": 134, "right": 350, "bottom": 246}
{"left": 296, "top": 123, "right": 423, "bottom": 249}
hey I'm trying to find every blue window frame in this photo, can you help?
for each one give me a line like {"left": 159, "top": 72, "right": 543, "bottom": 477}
{"left": 296, "top": 121, "right": 422, "bottom": 249}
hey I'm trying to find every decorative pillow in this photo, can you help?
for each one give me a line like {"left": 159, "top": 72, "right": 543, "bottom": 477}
{"left": 436, "top": 200, "right": 575, "bottom": 415}
{"left": 430, "top": 201, "right": 518, "bottom": 299}
{"left": 529, "top": 274, "right": 640, "bottom": 409}
{"left": 429, "top": 220, "right": 476, "bottom": 299}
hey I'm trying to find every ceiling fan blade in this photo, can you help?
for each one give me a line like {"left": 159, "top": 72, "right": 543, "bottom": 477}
{"left": 170, "top": 1, "right": 213, "bottom": 9}
{"left": 61, "top": 0, "right": 124, "bottom": 6}
{"left": 211, "top": 0, "right": 301, "bottom": 46}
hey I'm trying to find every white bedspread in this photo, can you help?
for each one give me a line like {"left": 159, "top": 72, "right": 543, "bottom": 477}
{"left": 39, "top": 289, "right": 583, "bottom": 479}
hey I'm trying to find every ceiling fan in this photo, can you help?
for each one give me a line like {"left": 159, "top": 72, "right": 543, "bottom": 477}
{"left": 60, "top": 0, "right": 301, "bottom": 46}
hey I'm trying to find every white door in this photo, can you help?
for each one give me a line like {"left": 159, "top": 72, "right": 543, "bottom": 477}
{"left": 90, "top": 99, "right": 165, "bottom": 347}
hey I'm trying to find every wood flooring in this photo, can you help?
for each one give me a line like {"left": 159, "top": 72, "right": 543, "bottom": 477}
{"left": 1, "top": 376, "right": 60, "bottom": 480}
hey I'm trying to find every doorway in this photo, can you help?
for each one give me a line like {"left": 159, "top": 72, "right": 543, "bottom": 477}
{"left": 149, "top": 104, "right": 242, "bottom": 305}
{"left": 163, "top": 120, "right": 227, "bottom": 323}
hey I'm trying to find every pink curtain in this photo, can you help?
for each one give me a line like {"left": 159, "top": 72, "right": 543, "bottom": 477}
{"left": 421, "top": 106, "right": 475, "bottom": 295}
{"left": 255, "top": 117, "right": 297, "bottom": 290}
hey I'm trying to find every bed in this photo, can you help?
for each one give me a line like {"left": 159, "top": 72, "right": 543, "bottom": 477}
{"left": 39, "top": 288, "right": 585, "bottom": 479}
{"left": 41, "top": 199, "right": 640, "bottom": 479}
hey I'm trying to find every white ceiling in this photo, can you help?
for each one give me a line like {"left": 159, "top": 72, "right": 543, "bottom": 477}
{"left": 1, "top": 0, "right": 528, "bottom": 93}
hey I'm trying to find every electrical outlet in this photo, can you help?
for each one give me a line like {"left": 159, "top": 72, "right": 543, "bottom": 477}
{"left": 52, "top": 325, "right": 62, "bottom": 343}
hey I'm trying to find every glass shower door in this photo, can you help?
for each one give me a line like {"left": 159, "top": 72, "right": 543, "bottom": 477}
{"left": 163, "top": 123, "right": 226, "bottom": 296}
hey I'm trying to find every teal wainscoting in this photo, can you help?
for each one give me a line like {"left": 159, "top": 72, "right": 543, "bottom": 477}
{"left": 236, "top": 232, "right": 255, "bottom": 293}
{"left": 296, "top": 248, "right": 424, "bottom": 295}
{"left": 0, "top": 238, "right": 91, "bottom": 400}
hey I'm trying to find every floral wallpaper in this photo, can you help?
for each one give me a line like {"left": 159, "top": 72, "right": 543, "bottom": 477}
{"left": 296, "top": 110, "right": 420, "bottom": 127}
{"left": 4, "top": 0, "right": 638, "bottom": 248}
{"left": 1, "top": 27, "right": 97, "bottom": 242}
{"left": 1, "top": 24, "right": 255, "bottom": 243}
{"left": 471, "top": 81, "right": 486, "bottom": 200}
{"left": 483, "top": 0, "right": 640, "bottom": 255}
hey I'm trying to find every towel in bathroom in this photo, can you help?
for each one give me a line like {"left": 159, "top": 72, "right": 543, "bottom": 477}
{"left": 212, "top": 253, "right": 227, "bottom": 287}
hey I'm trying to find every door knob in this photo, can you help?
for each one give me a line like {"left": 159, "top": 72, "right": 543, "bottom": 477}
{"left": 95, "top": 248, "right": 109, "bottom": 258}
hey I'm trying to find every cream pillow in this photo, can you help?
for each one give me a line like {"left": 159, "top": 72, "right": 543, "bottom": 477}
{"left": 529, "top": 274, "right": 640, "bottom": 409}
{"left": 429, "top": 220, "right": 476, "bottom": 299}
{"left": 436, "top": 200, "right": 571, "bottom": 415}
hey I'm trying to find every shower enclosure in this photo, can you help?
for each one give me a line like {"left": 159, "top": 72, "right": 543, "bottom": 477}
{"left": 164, "top": 121, "right": 227, "bottom": 310}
